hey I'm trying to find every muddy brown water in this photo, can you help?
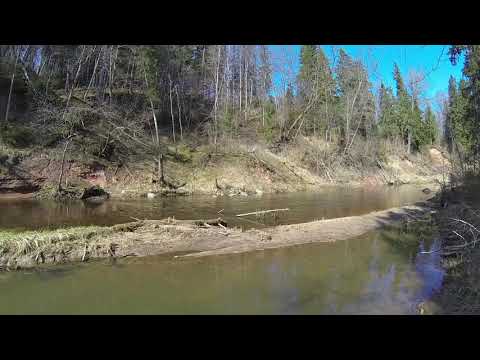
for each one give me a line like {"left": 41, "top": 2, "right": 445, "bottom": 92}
{"left": 0, "top": 184, "right": 444, "bottom": 314}
{"left": 0, "top": 184, "right": 433, "bottom": 230}
{"left": 0, "top": 229, "right": 444, "bottom": 314}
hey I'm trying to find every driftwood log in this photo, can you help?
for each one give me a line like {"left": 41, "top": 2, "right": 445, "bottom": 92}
{"left": 236, "top": 208, "right": 289, "bottom": 217}
{"left": 111, "top": 218, "right": 228, "bottom": 233}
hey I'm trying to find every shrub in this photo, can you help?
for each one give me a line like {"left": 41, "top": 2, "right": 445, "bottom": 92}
{"left": 0, "top": 124, "right": 36, "bottom": 148}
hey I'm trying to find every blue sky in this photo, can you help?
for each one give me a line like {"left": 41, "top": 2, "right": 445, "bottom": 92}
{"left": 269, "top": 45, "right": 465, "bottom": 111}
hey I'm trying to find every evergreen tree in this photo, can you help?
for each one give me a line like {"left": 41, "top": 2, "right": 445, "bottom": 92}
{"left": 445, "top": 75, "right": 457, "bottom": 152}
{"left": 449, "top": 45, "right": 480, "bottom": 167}
{"left": 392, "top": 63, "right": 413, "bottom": 151}
{"left": 335, "top": 49, "right": 375, "bottom": 145}
{"left": 297, "top": 45, "right": 318, "bottom": 101}
{"left": 377, "top": 83, "right": 398, "bottom": 137}
{"left": 423, "top": 105, "right": 438, "bottom": 145}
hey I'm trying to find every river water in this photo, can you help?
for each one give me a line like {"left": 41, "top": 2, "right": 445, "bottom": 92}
{"left": 0, "top": 184, "right": 432, "bottom": 230}
{"left": 0, "top": 185, "right": 444, "bottom": 314}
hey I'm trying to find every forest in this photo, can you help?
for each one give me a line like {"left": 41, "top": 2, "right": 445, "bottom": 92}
{"left": 2, "top": 45, "right": 480, "bottom": 315}
{"left": 0, "top": 46, "right": 460, "bottom": 166}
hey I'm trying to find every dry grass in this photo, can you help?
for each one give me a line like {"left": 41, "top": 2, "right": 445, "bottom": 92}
{"left": 0, "top": 226, "right": 112, "bottom": 258}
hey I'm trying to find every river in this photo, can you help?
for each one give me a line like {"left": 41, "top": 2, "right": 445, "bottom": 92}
{"left": 0, "top": 184, "right": 444, "bottom": 314}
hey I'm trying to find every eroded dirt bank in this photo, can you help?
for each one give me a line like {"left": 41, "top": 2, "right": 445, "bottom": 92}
{"left": 0, "top": 142, "right": 450, "bottom": 200}
{"left": 0, "top": 201, "right": 435, "bottom": 271}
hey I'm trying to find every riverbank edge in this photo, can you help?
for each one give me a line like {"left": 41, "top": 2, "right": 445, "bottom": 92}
{"left": 0, "top": 179, "right": 441, "bottom": 201}
{"left": 0, "top": 198, "right": 437, "bottom": 272}
{"left": 421, "top": 183, "right": 480, "bottom": 315}
{"left": 1, "top": 141, "right": 449, "bottom": 201}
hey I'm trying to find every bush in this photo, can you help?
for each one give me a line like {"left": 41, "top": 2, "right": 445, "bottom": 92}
{"left": 0, "top": 124, "right": 36, "bottom": 148}
{"left": 167, "top": 144, "right": 193, "bottom": 163}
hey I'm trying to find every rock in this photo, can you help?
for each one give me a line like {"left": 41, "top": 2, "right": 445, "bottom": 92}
{"left": 83, "top": 195, "right": 109, "bottom": 204}
{"left": 80, "top": 186, "right": 110, "bottom": 202}
{"left": 255, "top": 189, "right": 263, "bottom": 196}
{"left": 422, "top": 188, "right": 431, "bottom": 194}
{"left": 147, "top": 192, "right": 156, "bottom": 199}
{"left": 0, "top": 176, "right": 43, "bottom": 193}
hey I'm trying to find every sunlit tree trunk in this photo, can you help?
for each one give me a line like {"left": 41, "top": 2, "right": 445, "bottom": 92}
{"left": 4, "top": 47, "right": 19, "bottom": 124}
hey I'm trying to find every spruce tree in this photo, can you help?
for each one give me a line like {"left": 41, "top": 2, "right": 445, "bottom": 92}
{"left": 392, "top": 63, "right": 413, "bottom": 151}
{"left": 423, "top": 105, "right": 438, "bottom": 145}
{"left": 445, "top": 75, "right": 457, "bottom": 152}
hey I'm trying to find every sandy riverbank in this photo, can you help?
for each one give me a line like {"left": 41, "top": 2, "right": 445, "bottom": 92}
{"left": 0, "top": 199, "right": 436, "bottom": 271}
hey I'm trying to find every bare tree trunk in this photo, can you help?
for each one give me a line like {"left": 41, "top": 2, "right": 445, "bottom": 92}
{"left": 169, "top": 78, "right": 176, "bottom": 143}
{"left": 158, "top": 154, "right": 164, "bottom": 184}
{"left": 407, "top": 96, "right": 414, "bottom": 154}
{"left": 84, "top": 47, "right": 102, "bottom": 100}
{"left": 250, "top": 80, "right": 253, "bottom": 108}
{"left": 175, "top": 85, "right": 183, "bottom": 141}
{"left": 202, "top": 46, "right": 206, "bottom": 97}
{"left": 108, "top": 46, "right": 114, "bottom": 102}
{"left": 111, "top": 45, "right": 119, "bottom": 91}
{"left": 62, "top": 46, "right": 86, "bottom": 122}
{"left": 38, "top": 51, "right": 52, "bottom": 77}
{"left": 325, "top": 88, "right": 329, "bottom": 141}
{"left": 4, "top": 48, "right": 19, "bottom": 124}
{"left": 407, "top": 130, "right": 411, "bottom": 154}
{"left": 225, "top": 45, "right": 230, "bottom": 118}
{"left": 143, "top": 65, "right": 159, "bottom": 147}
{"left": 239, "top": 49, "right": 242, "bottom": 112}
{"left": 244, "top": 58, "right": 248, "bottom": 123}
{"left": 213, "top": 45, "right": 221, "bottom": 146}
{"left": 286, "top": 92, "right": 320, "bottom": 138}
{"left": 262, "top": 106, "right": 265, "bottom": 128}
{"left": 58, "top": 135, "right": 74, "bottom": 192}
{"left": 344, "top": 78, "right": 363, "bottom": 150}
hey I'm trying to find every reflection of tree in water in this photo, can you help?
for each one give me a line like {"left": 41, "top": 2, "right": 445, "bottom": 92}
{"left": 0, "top": 226, "right": 445, "bottom": 314}
{"left": 1, "top": 185, "right": 432, "bottom": 231}
{"left": 413, "top": 237, "right": 444, "bottom": 301}
{"left": 264, "top": 235, "right": 390, "bottom": 314}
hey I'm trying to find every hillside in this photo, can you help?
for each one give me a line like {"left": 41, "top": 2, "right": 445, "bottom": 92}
{"left": 0, "top": 136, "right": 449, "bottom": 199}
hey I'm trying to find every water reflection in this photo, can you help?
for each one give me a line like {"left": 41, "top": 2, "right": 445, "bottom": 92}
{"left": 0, "top": 227, "right": 444, "bottom": 314}
{"left": 0, "top": 185, "right": 432, "bottom": 230}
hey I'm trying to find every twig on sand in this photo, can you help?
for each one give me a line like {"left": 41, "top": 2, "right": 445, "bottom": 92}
{"left": 218, "top": 223, "right": 228, "bottom": 231}
{"left": 229, "top": 215, "right": 265, "bottom": 227}
{"left": 81, "top": 244, "right": 88, "bottom": 262}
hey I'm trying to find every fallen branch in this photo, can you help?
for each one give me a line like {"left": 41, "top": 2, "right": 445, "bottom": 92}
{"left": 449, "top": 218, "right": 480, "bottom": 234}
{"left": 81, "top": 244, "right": 88, "bottom": 262}
{"left": 236, "top": 208, "right": 289, "bottom": 217}
{"left": 193, "top": 218, "right": 228, "bottom": 227}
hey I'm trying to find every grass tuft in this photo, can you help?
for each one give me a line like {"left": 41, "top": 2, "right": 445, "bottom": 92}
{"left": 0, "top": 226, "right": 112, "bottom": 257}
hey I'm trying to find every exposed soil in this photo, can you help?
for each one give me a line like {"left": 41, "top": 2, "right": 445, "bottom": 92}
{"left": 0, "top": 141, "right": 450, "bottom": 200}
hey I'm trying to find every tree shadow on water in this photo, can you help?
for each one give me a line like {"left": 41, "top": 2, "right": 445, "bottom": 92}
{"left": 372, "top": 203, "right": 436, "bottom": 260}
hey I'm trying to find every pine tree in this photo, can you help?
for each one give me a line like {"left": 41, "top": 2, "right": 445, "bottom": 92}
{"left": 445, "top": 75, "right": 457, "bottom": 152}
{"left": 335, "top": 49, "right": 375, "bottom": 146}
{"left": 449, "top": 45, "right": 480, "bottom": 168}
{"left": 378, "top": 83, "right": 398, "bottom": 137}
{"left": 392, "top": 63, "right": 413, "bottom": 151}
{"left": 297, "top": 45, "right": 317, "bottom": 101}
{"left": 423, "top": 105, "right": 438, "bottom": 145}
